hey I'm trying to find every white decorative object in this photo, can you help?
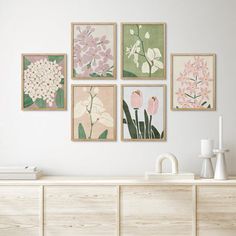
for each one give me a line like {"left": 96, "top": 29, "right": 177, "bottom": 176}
{"left": 155, "top": 153, "right": 178, "bottom": 174}
{"left": 201, "top": 139, "right": 214, "bottom": 156}
{"left": 199, "top": 154, "right": 215, "bottom": 179}
{"left": 219, "top": 115, "right": 223, "bottom": 149}
{"left": 214, "top": 115, "right": 229, "bottom": 180}
{"left": 214, "top": 149, "right": 229, "bottom": 180}
{"left": 145, "top": 153, "right": 195, "bottom": 180}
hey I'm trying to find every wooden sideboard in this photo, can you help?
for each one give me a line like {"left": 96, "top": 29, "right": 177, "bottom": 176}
{"left": 0, "top": 176, "right": 236, "bottom": 236}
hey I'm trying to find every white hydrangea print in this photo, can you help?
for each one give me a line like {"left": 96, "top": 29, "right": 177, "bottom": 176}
{"left": 24, "top": 58, "right": 64, "bottom": 107}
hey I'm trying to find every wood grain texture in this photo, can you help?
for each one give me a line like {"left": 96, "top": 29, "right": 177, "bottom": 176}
{"left": 44, "top": 186, "right": 117, "bottom": 236}
{"left": 197, "top": 186, "right": 236, "bottom": 236}
{"left": 120, "top": 185, "right": 193, "bottom": 236}
{"left": 0, "top": 186, "right": 40, "bottom": 236}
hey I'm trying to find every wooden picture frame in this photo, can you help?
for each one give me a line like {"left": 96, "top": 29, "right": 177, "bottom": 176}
{"left": 21, "top": 53, "right": 67, "bottom": 111}
{"left": 71, "top": 84, "right": 117, "bottom": 141}
{"left": 121, "top": 22, "right": 166, "bottom": 80}
{"left": 71, "top": 22, "right": 117, "bottom": 80}
{"left": 171, "top": 53, "right": 216, "bottom": 111}
{"left": 121, "top": 84, "right": 166, "bottom": 141}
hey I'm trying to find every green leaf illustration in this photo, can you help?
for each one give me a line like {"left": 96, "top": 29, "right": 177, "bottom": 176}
{"left": 139, "top": 121, "right": 145, "bottom": 139}
{"left": 35, "top": 98, "right": 46, "bottom": 108}
{"left": 161, "top": 131, "right": 164, "bottom": 139}
{"left": 90, "top": 72, "right": 100, "bottom": 77}
{"left": 56, "top": 88, "right": 64, "bottom": 108}
{"left": 123, "top": 70, "right": 137, "bottom": 77}
{"left": 151, "top": 125, "right": 161, "bottom": 139}
{"left": 48, "top": 55, "right": 64, "bottom": 63}
{"left": 144, "top": 109, "right": 149, "bottom": 139}
{"left": 207, "top": 104, "right": 211, "bottom": 108}
{"left": 60, "top": 78, "right": 64, "bottom": 84}
{"left": 106, "top": 72, "right": 113, "bottom": 77}
{"left": 201, "top": 101, "right": 207, "bottom": 106}
{"left": 78, "top": 123, "right": 86, "bottom": 139}
{"left": 99, "top": 129, "right": 108, "bottom": 139}
{"left": 73, "top": 69, "right": 78, "bottom": 77}
{"left": 23, "top": 94, "right": 33, "bottom": 108}
{"left": 23, "top": 57, "right": 31, "bottom": 70}
{"left": 123, "top": 100, "right": 137, "bottom": 139}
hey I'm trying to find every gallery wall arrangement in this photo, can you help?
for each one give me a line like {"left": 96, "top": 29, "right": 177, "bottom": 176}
{"left": 21, "top": 22, "right": 216, "bottom": 142}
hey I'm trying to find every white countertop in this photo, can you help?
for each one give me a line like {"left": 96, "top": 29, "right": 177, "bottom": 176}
{"left": 0, "top": 176, "right": 236, "bottom": 185}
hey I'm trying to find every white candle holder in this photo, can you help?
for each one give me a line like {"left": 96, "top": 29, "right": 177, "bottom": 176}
{"left": 214, "top": 149, "right": 229, "bottom": 180}
{"left": 199, "top": 154, "right": 215, "bottom": 179}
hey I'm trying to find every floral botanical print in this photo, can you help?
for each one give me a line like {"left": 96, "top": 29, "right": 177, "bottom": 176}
{"left": 72, "top": 23, "right": 116, "bottom": 79}
{"left": 122, "top": 23, "right": 165, "bottom": 79}
{"left": 172, "top": 54, "right": 215, "bottom": 110}
{"left": 22, "top": 54, "right": 66, "bottom": 110}
{"left": 72, "top": 85, "right": 116, "bottom": 141}
{"left": 122, "top": 85, "right": 166, "bottom": 141}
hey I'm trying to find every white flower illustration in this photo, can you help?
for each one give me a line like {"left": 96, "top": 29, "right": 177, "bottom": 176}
{"left": 74, "top": 88, "right": 113, "bottom": 128}
{"left": 24, "top": 58, "right": 64, "bottom": 106}
{"left": 142, "top": 48, "right": 164, "bottom": 74}
{"left": 130, "top": 29, "right": 134, "bottom": 35}
{"left": 145, "top": 32, "right": 150, "bottom": 39}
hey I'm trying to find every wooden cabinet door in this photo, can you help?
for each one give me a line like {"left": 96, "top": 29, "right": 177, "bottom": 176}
{"left": 120, "top": 185, "right": 193, "bottom": 236}
{"left": 0, "top": 186, "right": 41, "bottom": 236}
{"left": 44, "top": 186, "right": 117, "bottom": 236}
{"left": 197, "top": 186, "right": 236, "bottom": 236}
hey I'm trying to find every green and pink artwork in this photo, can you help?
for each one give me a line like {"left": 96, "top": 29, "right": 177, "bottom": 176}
{"left": 171, "top": 54, "right": 216, "bottom": 110}
{"left": 72, "top": 23, "right": 116, "bottom": 79}
{"left": 72, "top": 85, "right": 116, "bottom": 141}
{"left": 122, "top": 23, "right": 166, "bottom": 79}
{"left": 122, "top": 85, "right": 166, "bottom": 141}
{"left": 22, "top": 54, "right": 66, "bottom": 110}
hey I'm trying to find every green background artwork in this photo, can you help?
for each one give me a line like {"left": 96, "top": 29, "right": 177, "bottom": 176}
{"left": 123, "top": 24, "right": 165, "bottom": 78}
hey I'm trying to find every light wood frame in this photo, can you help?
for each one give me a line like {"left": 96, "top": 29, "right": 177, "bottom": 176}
{"left": 71, "top": 84, "right": 117, "bottom": 141}
{"left": 121, "top": 84, "right": 167, "bottom": 142}
{"left": 21, "top": 53, "right": 67, "bottom": 111}
{"left": 171, "top": 53, "right": 216, "bottom": 111}
{"left": 71, "top": 22, "right": 117, "bottom": 80}
{"left": 121, "top": 22, "right": 166, "bottom": 80}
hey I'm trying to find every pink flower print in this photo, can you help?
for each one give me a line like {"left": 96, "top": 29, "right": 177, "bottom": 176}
{"left": 176, "top": 88, "right": 186, "bottom": 103}
{"left": 80, "top": 66, "right": 92, "bottom": 77}
{"left": 131, "top": 90, "right": 143, "bottom": 109}
{"left": 81, "top": 35, "right": 97, "bottom": 52}
{"left": 186, "top": 82, "right": 197, "bottom": 94}
{"left": 178, "top": 99, "right": 192, "bottom": 108}
{"left": 201, "top": 72, "right": 211, "bottom": 86}
{"left": 100, "top": 48, "right": 113, "bottom": 62}
{"left": 184, "top": 61, "right": 194, "bottom": 74}
{"left": 147, "top": 97, "right": 159, "bottom": 115}
{"left": 99, "top": 35, "right": 110, "bottom": 50}
{"left": 200, "top": 87, "right": 211, "bottom": 100}
{"left": 95, "top": 61, "right": 110, "bottom": 75}
{"left": 177, "top": 72, "right": 187, "bottom": 86}
{"left": 88, "top": 47, "right": 101, "bottom": 61}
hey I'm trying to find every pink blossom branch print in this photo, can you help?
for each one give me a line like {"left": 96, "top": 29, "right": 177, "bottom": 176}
{"left": 175, "top": 56, "right": 213, "bottom": 109}
{"left": 73, "top": 25, "right": 114, "bottom": 78}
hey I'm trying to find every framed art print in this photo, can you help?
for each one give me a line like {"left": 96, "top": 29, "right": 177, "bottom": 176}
{"left": 121, "top": 85, "right": 166, "bottom": 141}
{"left": 72, "top": 85, "right": 116, "bottom": 141}
{"left": 121, "top": 23, "right": 166, "bottom": 80}
{"left": 22, "top": 54, "right": 66, "bottom": 110}
{"left": 171, "top": 54, "right": 216, "bottom": 111}
{"left": 71, "top": 23, "right": 116, "bottom": 80}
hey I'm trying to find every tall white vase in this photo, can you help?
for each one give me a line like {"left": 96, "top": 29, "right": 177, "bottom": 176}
{"left": 214, "top": 149, "right": 229, "bottom": 180}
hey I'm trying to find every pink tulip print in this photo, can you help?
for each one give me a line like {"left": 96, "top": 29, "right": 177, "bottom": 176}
{"left": 122, "top": 86, "right": 165, "bottom": 141}
{"left": 172, "top": 55, "right": 215, "bottom": 110}
{"left": 72, "top": 24, "right": 115, "bottom": 79}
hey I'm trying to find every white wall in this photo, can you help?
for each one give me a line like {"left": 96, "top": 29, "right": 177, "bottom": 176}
{"left": 0, "top": 0, "right": 235, "bottom": 176}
